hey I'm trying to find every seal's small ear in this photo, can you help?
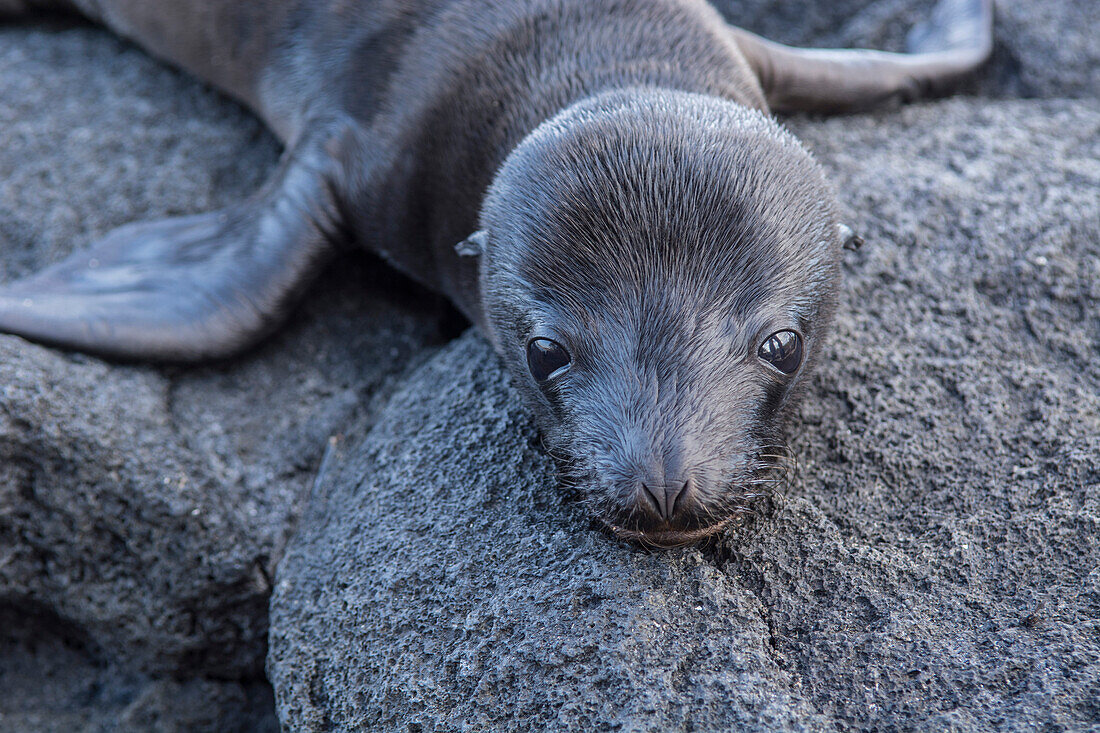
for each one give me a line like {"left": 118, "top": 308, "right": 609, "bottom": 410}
{"left": 838, "top": 223, "right": 865, "bottom": 251}
{"left": 455, "top": 230, "right": 487, "bottom": 257}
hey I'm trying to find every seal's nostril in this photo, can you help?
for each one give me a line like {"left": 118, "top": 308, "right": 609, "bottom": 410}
{"left": 640, "top": 483, "right": 663, "bottom": 518}
{"left": 670, "top": 478, "right": 691, "bottom": 517}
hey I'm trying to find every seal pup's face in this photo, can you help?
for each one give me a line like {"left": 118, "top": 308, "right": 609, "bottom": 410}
{"left": 478, "top": 90, "right": 841, "bottom": 546}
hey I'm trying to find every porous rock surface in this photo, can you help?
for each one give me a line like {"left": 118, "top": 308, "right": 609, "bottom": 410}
{"left": 0, "top": 0, "right": 1097, "bottom": 731}
{"left": 0, "top": 20, "right": 448, "bottom": 732}
{"left": 269, "top": 96, "right": 1100, "bottom": 728}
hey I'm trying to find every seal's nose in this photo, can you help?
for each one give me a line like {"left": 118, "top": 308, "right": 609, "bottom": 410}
{"left": 640, "top": 478, "right": 691, "bottom": 521}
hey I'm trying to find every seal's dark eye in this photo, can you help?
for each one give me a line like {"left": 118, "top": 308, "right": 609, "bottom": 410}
{"left": 527, "top": 338, "right": 571, "bottom": 382}
{"left": 758, "top": 330, "right": 803, "bottom": 374}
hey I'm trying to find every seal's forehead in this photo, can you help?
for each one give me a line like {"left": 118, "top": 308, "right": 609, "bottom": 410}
{"left": 481, "top": 88, "right": 841, "bottom": 344}
{"left": 494, "top": 87, "right": 824, "bottom": 199}
{"left": 495, "top": 118, "right": 837, "bottom": 309}
{"left": 484, "top": 89, "right": 838, "bottom": 265}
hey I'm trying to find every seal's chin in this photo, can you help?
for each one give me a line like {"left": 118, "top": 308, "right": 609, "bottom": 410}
{"left": 603, "top": 515, "right": 739, "bottom": 548}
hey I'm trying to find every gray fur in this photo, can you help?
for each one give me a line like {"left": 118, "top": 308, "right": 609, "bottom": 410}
{"left": 0, "top": 0, "right": 992, "bottom": 543}
{"left": 480, "top": 91, "right": 839, "bottom": 542}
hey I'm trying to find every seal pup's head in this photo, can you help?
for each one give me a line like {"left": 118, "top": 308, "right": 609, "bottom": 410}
{"left": 475, "top": 89, "right": 841, "bottom": 546}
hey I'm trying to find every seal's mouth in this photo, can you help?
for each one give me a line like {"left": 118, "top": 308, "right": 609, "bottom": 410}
{"left": 569, "top": 457, "right": 791, "bottom": 548}
{"left": 604, "top": 515, "right": 739, "bottom": 548}
{"left": 551, "top": 438, "right": 793, "bottom": 548}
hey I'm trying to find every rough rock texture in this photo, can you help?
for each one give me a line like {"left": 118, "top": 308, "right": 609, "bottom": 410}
{"left": 268, "top": 1, "right": 1100, "bottom": 731}
{"left": 0, "top": 605, "right": 276, "bottom": 733}
{"left": 0, "top": 20, "right": 449, "bottom": 732}
{"left": 0, "top": 0, "right": 1096, "bottom": 731}
{"left": 270, "top": 101, "right": 1100, "bottom": 728}
{"left": 269, "top": 332, "right": 835, "bottom": 731}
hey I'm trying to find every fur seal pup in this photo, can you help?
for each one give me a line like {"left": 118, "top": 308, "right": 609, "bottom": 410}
{"left": 0, "top": 0, "right": 992, "bottom": 545}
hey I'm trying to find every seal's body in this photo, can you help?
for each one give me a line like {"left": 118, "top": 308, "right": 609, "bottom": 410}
{"left": 0, "top": 0, "right": 993, "bottom": 544}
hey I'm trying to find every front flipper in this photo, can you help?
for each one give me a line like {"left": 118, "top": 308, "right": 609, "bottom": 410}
{"left": 731, "top": 0, "right": 993, "bottom": 113}
{"left": 0, "top": 123, "right": 353, "bottom": 361}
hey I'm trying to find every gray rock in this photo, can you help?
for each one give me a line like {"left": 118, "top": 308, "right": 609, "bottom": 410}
{"left": 710, "top": 0, "right": 1100, "bottom": 99}
{"left": 0, "top": 604, "right": 278, "bottom": 733}
{"left": 0, "top": 21, "right": 447, "bottom": 731}
{"left": 268, "top": 88, "right": 1100, "bottom": 733}
{"left": 269, "top": 331, "right": 831, "bottom": 731}
{"left": 2, "top": 2, "right": 1098, "bottom": 731}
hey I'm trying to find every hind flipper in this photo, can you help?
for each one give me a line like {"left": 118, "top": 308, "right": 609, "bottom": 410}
{"left": 731, "top": 0, "right": 993, "bottom": 113}
{"left": 0, "top": 122, "right": 354, "bottom": 361}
